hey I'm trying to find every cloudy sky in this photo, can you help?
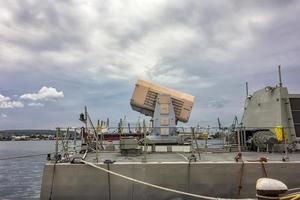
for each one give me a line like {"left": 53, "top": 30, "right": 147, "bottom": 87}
{"left": 1, "top": 0, "right": 300, "bottom": 129}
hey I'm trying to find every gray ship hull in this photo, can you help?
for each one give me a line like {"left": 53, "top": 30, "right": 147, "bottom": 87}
{"left": 40, "top": 152, "right": 300, "bottom": 199}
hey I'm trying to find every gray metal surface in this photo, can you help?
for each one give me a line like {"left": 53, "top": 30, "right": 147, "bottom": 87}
{"left": 241, "top": 86, "right": 297, "bottom": 144}
{"left": 152, "top": 94, "right": 176, "bottom": 136}
{"left": 41, "top": 152, "right": 300, "bottom": 200}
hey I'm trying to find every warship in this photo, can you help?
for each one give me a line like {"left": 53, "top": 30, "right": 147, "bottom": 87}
{"left": 40, "top": 66, "right": 300, "bottom": 200}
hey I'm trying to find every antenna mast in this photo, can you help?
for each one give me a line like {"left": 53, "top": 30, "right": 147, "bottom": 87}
{"left": 246, "top": 82, "right": 249, "bottom": 96}
{"left": 278, "top": 65, "right": 283, "bottom": 87}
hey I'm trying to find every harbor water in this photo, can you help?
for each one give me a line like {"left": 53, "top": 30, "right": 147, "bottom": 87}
{"left": 0, "top": 139, "right": 223, "bottom": 200}
{"left": 0, "top": 141, "right": 54, "bottom": 200}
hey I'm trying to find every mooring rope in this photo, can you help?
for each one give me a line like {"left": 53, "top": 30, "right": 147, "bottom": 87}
{"left": 288, "top": 188, "right": 300, "bottom": 193}
{"left": 81, "top": 160, "right": 255, "bottom": 200}
{"left": 48, "top": 160, "right": 57, "bottom": 200}
{"left": 238, "top": 161, "right": 245, "bottom": 197}
{"left": 0, "top": 153, "right": 51, "bottom": 161}
{"left": 256, "top": 193, "right": 300, "bottom": 200}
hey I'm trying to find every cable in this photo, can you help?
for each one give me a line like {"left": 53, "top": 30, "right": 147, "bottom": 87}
{"left": 256, "top": 193, "right": 300, "bottom": 200}
{"left": 0, "top": 153, "right": 52, "bottom": 161}
{"left": 256, "top": 194, "right": 279, "bottom": 199}
{"left": 49, "top": 160, "right": 57, "bottom": 200}
{"left": 238, "top": 161, "right": 245, "bottom": 197}
{"left": 289, "top": 188, "right": 300, "bottom": 193}
{"left": 81, "top": 160, "right": 253, "bottom": 200}
{"left": 261, "top": 162, "right": 268, "bottom": 178}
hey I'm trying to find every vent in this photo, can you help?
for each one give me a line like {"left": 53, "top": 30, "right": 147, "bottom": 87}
{"left": 290, "top": 98, "right": 300, "bottom": 137}
{"left": 144, "top": 90, "right": 184, "bottom": 118}
{"left": 171, "top": 98, "right": 184, "bottom": 117}
{"left": 144, "top": 90, "right": 158, "bottom": 108}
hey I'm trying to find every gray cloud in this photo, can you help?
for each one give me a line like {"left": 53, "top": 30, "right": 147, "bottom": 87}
{"left": 1, "top": 113, "right": 8, "bottom": 118}
{"left": 0, "top": 0, "right": 300, "bottom": 129}
{"left": 28, "top": 102, "right": 45, "bottom": 107}
{"left": 0, "top": 94, "right": 24, "bottom": 109}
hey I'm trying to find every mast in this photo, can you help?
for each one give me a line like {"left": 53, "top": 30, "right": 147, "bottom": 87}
{"left": 278, "top": 65, "right": 283, "bottom": 87}
{"left": 246, "top": 82, "right": 249, "bottom": 96}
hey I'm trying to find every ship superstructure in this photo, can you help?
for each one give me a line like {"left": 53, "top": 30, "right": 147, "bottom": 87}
{"left": 239, "top": 66, "right": 300, "bottom": 152}
{"left": 40, "top": 68, "right": 300, "bottom": 200}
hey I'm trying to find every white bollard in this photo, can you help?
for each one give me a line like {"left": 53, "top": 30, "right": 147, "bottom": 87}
{"left": 256, "top": 178, "right": 288, "bottom": 199}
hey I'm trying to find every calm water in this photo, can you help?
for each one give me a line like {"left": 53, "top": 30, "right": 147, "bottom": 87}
{"left": 0, "top": 139, "right": 224, "bottom": 199}
{"left": 0, "top": 141, "right": 55, "bottom": 200}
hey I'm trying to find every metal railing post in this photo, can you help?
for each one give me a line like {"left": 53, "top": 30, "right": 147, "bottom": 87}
{"left": 66, "top": 127, "right": 69, "bottom": 153}
{"left": 55, "top": 127, "right": 60, "bottom": 160}
{"left": 243, "top": 126, "right": 246, "bottom": 151}
{"left": 237, "top": 128, "right": 241, "bottom": 152}
{"left": 95, "top": 128, "right": 99, "bottom": 163}
{"left": 142, "top": 125, "right": 147, "bottom": 162}
{"left": 283, "top": 127, "right": 289, "bottom": 160}
{"left": 73, "top": 128, "right": 77, "bottom": 153}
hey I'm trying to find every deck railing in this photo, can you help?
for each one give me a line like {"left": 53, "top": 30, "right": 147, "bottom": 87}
{"left": 52, "top": 125, "right": 292, "bottom": 163}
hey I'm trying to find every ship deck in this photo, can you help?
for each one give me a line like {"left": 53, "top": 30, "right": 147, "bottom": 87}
{"left": 42, "top": 149, "right": 300, "bottom": 199}
{"left": 81, "top": 151, "right": 300, "bottom": 164}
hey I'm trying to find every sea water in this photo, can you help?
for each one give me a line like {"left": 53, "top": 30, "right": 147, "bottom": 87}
{"left": 0, "top": 139, "right": 224, "bottom": 199}
{"left": 0, "top": 141, "right": 54, "bottom": 200}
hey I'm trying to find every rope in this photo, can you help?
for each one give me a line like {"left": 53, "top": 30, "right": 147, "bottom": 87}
{"left": 106, "top": 163, "right": 112, "bottom": 200}
{"left": 48, "top": 160, "right": 57, "bottom": 200}
{"left": 256, "top": 194, "right": 300, "bottom": 200}
{"left": 247, "top": 157, "right": 268, "bottom": 178}
{"left": 288, "top": 188, "right": 300, "bottom": 193}
{"left": 238, "top": 161, "right": 245, "bottom": 197}
{"left": 0, "top": 153, "right": 51, "bottom": 161}
{"left": 256, "top": 194, "right": 279, "bottom": 199}
{"left": 0, "top": 152, "right": 60, "bottom": 199}
{"left": 81, "top": 160, "right": 254, "bottom": 200}
{"left": 261, "top": 162, "right": 268, "bottom": 178}
{"left": 280, "top": 194, "right": 300, "bottom": 200}
{"left": 82, "top": 160, "right": 217, "bottom": 200}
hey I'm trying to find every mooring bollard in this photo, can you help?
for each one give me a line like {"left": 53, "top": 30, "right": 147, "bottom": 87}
{"left": 256, "top": 178, "right": 288, "bottom": 199}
